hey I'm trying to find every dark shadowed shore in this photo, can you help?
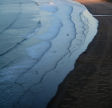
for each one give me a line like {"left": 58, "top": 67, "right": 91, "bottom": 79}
{"left": 47, "top": 1, "right": 112, "bottom": 108}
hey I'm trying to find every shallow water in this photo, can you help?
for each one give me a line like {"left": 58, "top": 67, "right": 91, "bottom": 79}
{"left": 0, "top": 0, "right": 98, "bottom": 108}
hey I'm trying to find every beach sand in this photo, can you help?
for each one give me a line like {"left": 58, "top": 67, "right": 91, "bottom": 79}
{"left": 47, "top": 1, "right": 112, "bottom": 108}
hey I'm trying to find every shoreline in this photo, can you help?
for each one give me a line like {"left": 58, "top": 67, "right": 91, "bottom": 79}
{"left": 48, "top": 1, "right": 112, "bottom": 108}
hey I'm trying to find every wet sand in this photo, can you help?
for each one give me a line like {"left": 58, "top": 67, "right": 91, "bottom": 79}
{"left": 48, "top": 1, "right": 112, "bottom": 108}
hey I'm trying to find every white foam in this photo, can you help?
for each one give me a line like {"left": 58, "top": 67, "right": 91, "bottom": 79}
{"left": 39, "top": 4, "right": 57, "bottom": 13}
{"left": 26, "top": 42, "right": 50, "bottom": 59}
{"left": 0, "top": 0, "right": 98, "bottom": 108}
{"left": 38, "top": 17, "right": 62, "bottom": 40}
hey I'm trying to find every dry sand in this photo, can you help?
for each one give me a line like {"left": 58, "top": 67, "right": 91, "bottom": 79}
{"left": 47, "top": 1, "right": 112, "bottom": 108}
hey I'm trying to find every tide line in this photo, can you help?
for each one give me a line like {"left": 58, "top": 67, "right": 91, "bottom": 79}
{"left": 93, "top": 14, "right": 112, "bottom": 17}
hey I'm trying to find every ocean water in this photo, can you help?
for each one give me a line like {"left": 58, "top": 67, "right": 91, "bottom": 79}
{"left": 0, "top": 0, "right": 98, "bottom": 108}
